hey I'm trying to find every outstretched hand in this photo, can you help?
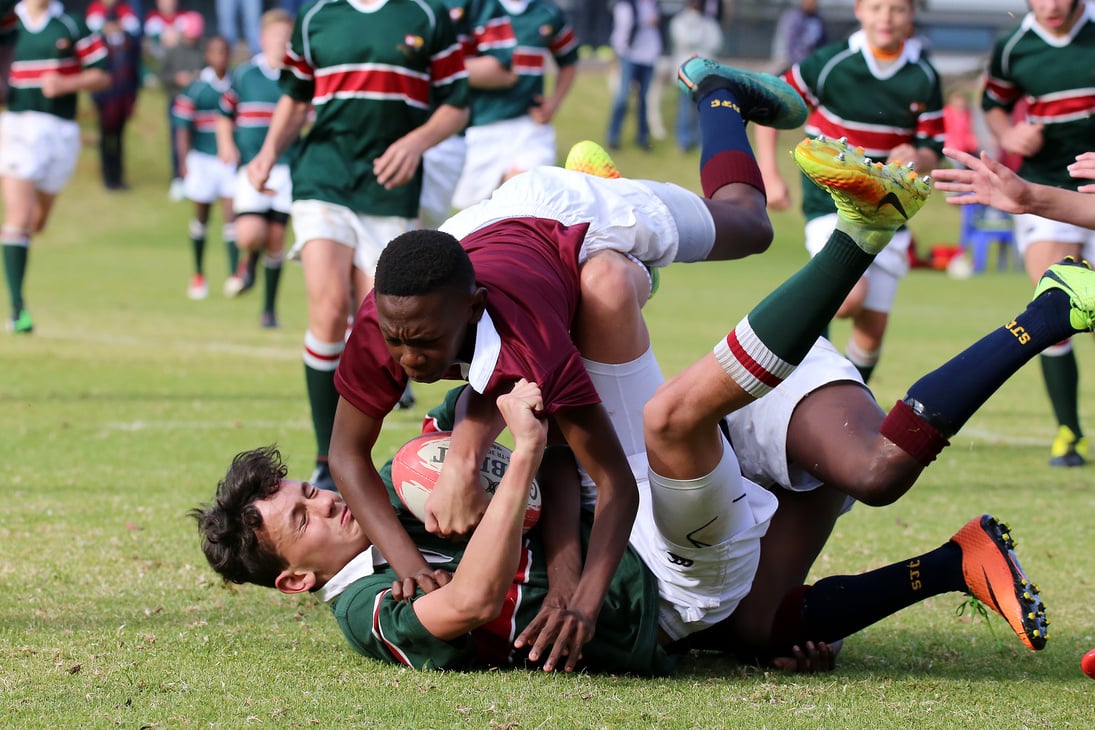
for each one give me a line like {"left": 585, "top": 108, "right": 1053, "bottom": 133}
{"left": 769, "top": 640, "right": 840, "bottom": 673}
{"left": 514, "top": 604, "right": 595, "bottom": 673}
{"left": 932, "top": 148, "right": 1033, "bottom": 214}
{"left": 1069, "top": 151, "right": 1095, "bottom": 192}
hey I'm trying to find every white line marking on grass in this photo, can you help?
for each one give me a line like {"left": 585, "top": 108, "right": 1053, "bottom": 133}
{"left": 36, "top": 330, "right": 301, "bottom": 360}
{"left": 959, "top": 426, "right": 1046, "bottom": 447}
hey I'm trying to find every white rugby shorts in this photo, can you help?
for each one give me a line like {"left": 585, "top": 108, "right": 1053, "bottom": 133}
{"left": 234, "top": 163, "right": 292, "bottom": 215}
{"left": 1013, "top": 212, "right": 1095, "bottom": 260}
{"left": 183, "top": 150, "right": 236, "bottom": 203}
{"left": 419, "top": 134, "right": 467, "bottom": 230}
{"left": 289, "top": 199, "right": 414, "bottom": 276}
{"left": 0, "top": 110, "right": 81, "bottom": 194}
{"left": 452, "top": 115, "right": 558, "bottom": 209}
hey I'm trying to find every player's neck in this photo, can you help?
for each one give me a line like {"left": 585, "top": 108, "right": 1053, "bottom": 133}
{"left": 868, "top": 42, "right": 904, "bottom": 64}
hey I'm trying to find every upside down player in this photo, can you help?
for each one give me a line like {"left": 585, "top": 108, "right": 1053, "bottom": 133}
{"left": 327, "top": 59, "right": 811, "bottom": 665}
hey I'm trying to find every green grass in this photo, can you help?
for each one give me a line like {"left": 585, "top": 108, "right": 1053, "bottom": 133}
{"left": 3, "top": 69, "right": 1095, "bottom": 727}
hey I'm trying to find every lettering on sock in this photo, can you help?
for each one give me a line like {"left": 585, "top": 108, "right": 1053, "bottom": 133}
{"left": 1006, "top": 320, "right": 1031, "bottom": 345}
{"left": 708, "top": 97, "right": 742, "bottom": 116}
{"left": 907, "top": 558, "right": 922, "bottom": 591}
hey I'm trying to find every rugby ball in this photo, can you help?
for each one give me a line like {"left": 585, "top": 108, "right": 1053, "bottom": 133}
{"left": 391, "top": 432, "right": 542, "bottom": 532}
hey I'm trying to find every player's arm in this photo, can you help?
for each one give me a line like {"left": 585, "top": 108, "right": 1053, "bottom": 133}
{"left": 514, "top": 443, "right": 583, "bottom": 651}
{"left": 215, "top": 114, "right": 239, "bottom": 166}
{"left": 373, "top": 103, "right": 469, "bottom": 190}
{"left": 413, "top": 380, "right": 547, "bottom": 639}
{"left": 531, "top": 62, "right": 576, "bottom": 125}
{"left": 248, "top": 95, "right": 308, "bottom": 192}
{"left": 526, "top": 404, "right": 639, "bottom": 672}
{"left": 465, "top": 55, "right": 516, "bottom": 89}
{"left": 426, "top": 388, "right": 505, "bottom": 537}
{"left": 934, "top": 148, "right": 1095, "bottom": 228}
{"left": 754, "top": 123, "right": 792, "bottom": 211}
{"left": 329, "top": 397, "right": 448, "bottom": 593}
{"left": 984, "top": 105, "right": 1043, "bottom": 158}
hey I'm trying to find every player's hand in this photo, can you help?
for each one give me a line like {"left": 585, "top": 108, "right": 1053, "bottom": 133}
{"left": 424, "top": 466, "right": 489, "bottom": 539}
{"left": 246, "top": 154, "right": 275, "bottom": 195}
{"left": 496, "top": 379, "right": 547, "bottom": 450}
{"left": 374, "top": 137, "right": 426, "bottom": 190}
{"left": 933, "top": 148, "right": 1033, "bottom": 214}
{"left": 529, "top": 96, "right": 554, "bottom": 125}
{"left": 763, "top": 173, "right": 792, "bottom": 211}
{"left": 887, "top": 143, "right": 918, "bottom": 168}
{"left": 218, "top": 144, "right": 240, "bottom": 166}
{"left": 39, "top": 72, "right": 65, "bottom": 98}
{"left": 390, "top": 568, "right": 451, "bottom": 602}
{"left": 516, "top": 605, "right": 595, "bottom": 672}
{"left": 770, "top": 640, "right": 840, "bottom": 673}
{"left": 1069, "top": 151, "right": 1095, "bottom": 192}
{"left": 999, "top": 121, "right": 1044, "bottom": 158}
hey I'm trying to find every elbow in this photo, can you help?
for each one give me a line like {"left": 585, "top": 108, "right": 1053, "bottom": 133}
{"left": 449, "top": 588, "right": 507, "bottom": 629}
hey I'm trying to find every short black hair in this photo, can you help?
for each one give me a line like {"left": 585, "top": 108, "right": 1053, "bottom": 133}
{"left": 375, "top": 229, "right": 475, "bottom": 297}
{"left": 190, "top": 446, "right": 288, "bottom": 588}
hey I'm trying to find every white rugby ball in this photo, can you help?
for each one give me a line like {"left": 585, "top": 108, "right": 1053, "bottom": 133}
{"left": 391, "top": 432, "right": 542, "bottom": 533}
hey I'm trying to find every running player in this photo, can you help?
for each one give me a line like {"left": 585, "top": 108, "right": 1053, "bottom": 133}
{"left": 217, "top": 9, "right": 295, "bottom": 328}
{"left": 754, "top": 0, "right": 944, "bottom": 384}
{"left": 980, "top": 0, "right": 1095, "bottom": 467}
{"left": 245, "top": 0, "right": 470, "bottom": 493}
{"left": 1, "top": 0, "right": 109, "bottom": 333}
{"left": 174, "top": 35, "right": 237, "bottom": 301}
{"left": 450, "top": 0, "right": 578, "bottom": 209}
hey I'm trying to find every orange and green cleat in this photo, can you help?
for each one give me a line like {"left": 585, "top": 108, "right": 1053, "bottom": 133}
{"left": 951, "top": 514, "right": 1048, "bottom": 651}
{"left": 564, "top": 140, "right": 620, "bottom": 179}
{"left": 793, "top": 135, "right": 932, "bottom": 253}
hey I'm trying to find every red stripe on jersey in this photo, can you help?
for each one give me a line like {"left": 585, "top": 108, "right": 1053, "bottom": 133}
{"left": 785, "top": 66, "right": 819, "bottom": 109}
{"left": 238, "top": 106, "right": 275, "bottom": 123}
{"left": 371, "top": 590, "right": 414, "bottom": 666}
{"left": 0, "top": 12, "right": 17, "bottom": 33}
{"left": 220, "top": 90, "right": 239, "bottom": 114}
{"left": 314, "top": 66, "right": 431, "bottom": 106}
{"left": 476, "top": 17, "right": 516, "bottom": 50}
{"left": 430, "top": 44, "right": 466, "bottom": 86}
{"left": 76, "top": 35, "right": 109, "bottom": 67}
{"left": 983, "top": 76, "right": 1020, "bottom": 107}
{"left": 283, "top": 49, "right": 314, "bottom": 82}
{"left": 9, "top": 59, "right": 80, "bottom": 83}
{"left": 194, "top": 111, "right": 220, "bottom": 131}
{"left": 548, "top": 27, "right": 577, "bottom": 57}
{"left": 513, "top": 50, "right": 545, "bottom": 74}
{"left": 808, "top": 109, "right": 911, "bottom": 156}
{"left": 725, "top": 330, "right": 784, "bottom": 389}
{"left": 460, "top": 35, "right": 476, "bottom": 58}
{"left": 1028, "top": 92, "right": 1095, "bottom": 124}
{"left": 916, "top": 110, "right": 945, "bottom": 142}
{"left": 470, "top": 544, "right": 530, "bottom": 666}
{"left": 173, "top": 96, "right": 196, "bottom": 119}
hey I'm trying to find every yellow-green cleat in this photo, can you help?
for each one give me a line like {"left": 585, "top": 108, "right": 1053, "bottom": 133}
{"left": 793, "top": 136, "right": 932, "bottom": 254}
{"left": 1049, "top": 424, "right": 1087, "bottom": 468}
{"left": 564, "top": 140, "right": 620, "bottom": 179}
{"left": 1033, "top": 256, "right": 1095, "bottom": 332}
{"left": 8, "top": 308, "right": 33, "bottom": 334}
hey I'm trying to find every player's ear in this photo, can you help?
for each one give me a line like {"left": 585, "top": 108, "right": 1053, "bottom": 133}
{"left": 469, "top": 286, "right": 488, "bottom": 322}
{"left": 275, "top": 569, "right": 317, "bottom": 595}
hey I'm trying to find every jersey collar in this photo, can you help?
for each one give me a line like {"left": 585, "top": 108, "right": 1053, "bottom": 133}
{"left": 848, "top": 29, "right": 922, "bottom": 80}
{"left": 318, "top": 545, "right": 456, "bottom": 602}
{"left": 16, "top": 1, "right": 65, "bottom": 32}
{"left": 466, "top": 309, "right": 500, "bottom": 394}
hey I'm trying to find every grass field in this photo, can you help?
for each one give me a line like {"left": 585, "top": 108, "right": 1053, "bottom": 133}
{"left": 2, "top": 68, "right": 1094, "bottom": 727}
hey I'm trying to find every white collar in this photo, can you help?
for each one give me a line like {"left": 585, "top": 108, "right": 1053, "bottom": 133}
{"left": 499, "top": 0, "right": 530, "bottom": 15}
{"left": 466, "top": 309, "right": 500, "bottom": 394}
{"left": 848, "top": 29, "right": 922, "bottom": 80}
{"left": 253, "top": 53, "right": 280, "bottom": 80}
{"left": 318, "top": 545, "right": 456, "bottom": 602}
{"left": 1023, "top": 2, "right": 1094, "bottom": 47}
{"left": 15, "top": 1, "right": 64, "bottom": 31}
{"left": 200, "top": 66, "right": 231, "bottom": 91}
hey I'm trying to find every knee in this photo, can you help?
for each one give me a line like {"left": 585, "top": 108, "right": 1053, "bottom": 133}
{"left": 308, "top": 295, "right": 350, "bottom": 341}
{"left": 579, "top": 252, "right": 649, "bottom": 312}
{"left": 846, "top": 465, "right": 916, "bottom": 507}
{"left": 643, "top": 382, "right": 698, "bottom": 451}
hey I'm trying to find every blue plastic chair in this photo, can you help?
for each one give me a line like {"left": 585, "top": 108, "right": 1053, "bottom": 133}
{"left": 959, "top": 202, "right": 1018, "bottom": 273}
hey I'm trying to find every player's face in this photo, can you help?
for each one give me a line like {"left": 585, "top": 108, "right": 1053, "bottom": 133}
{"left": 255, "top": 480, "right": 370, "bottom": 587}
{"left": 376, "top": 291, "right": 478, "bottom": 384}
{"left": 261, "top": 21, "right": 292, "bottom": 69}
{"left": 206, "top": 39, "right": 230, "bottom": 75}
{"left": 1028, "top": 0, "right": 1084, "bottom": 36}
{"left": 855, "top": 0, "right": 915, "bottom": 53}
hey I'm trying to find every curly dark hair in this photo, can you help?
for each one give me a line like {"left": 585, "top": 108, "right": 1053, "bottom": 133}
{"left": 190, "top": 446, "right": 289, "bottom": 588}
{"left": 375, "top": 229, "right": 476, "bottom": 297}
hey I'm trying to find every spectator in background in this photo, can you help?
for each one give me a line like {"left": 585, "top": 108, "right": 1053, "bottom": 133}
{"left": 606, "top": 0, "right": 662, "bottom": 151}
{"left": 943, "top": 90, "right": 979, "bottom": 163}
{"left": 157, "top": 9, "right": 204, "bottom": 200}
{"left": 216, "top": 0, "right": 261, "bottom": 57}
{"left": 669, "top": 0, "right": 722, "bottom": 152}
{"left": 770, "top": 0, "right": 827, "bottom": 72}
{"left": 87, "top": 0, "right": 142, "bottom": 190}
{"left": 143, "top": 0, "right": 186, "bottom": 60}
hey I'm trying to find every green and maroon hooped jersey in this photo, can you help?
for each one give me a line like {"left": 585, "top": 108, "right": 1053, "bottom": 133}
{"left": 782, "top": 31, "right": 944, "bottom": 221}
{"left": 219, "top": 55, "right": 295, "bottom": 166}
{"left": 982, "top": 6, "right": 1095, "bottom": 190}
{"left": 7, "top": 1, "right": 108, "bottom": 120}
{"left": 280, "top": 0, "right": 468, "bottom": 217}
